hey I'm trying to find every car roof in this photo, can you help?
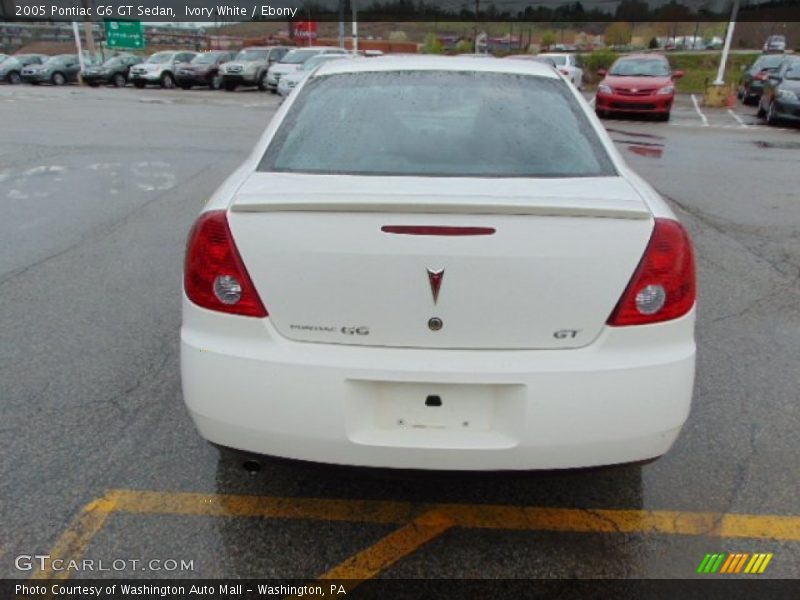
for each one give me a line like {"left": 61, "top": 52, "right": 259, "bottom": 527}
{"left": 313, "top": 54, "right": 559, "bottom": 79}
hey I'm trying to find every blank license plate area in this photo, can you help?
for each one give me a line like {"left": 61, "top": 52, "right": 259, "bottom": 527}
{"left": 373, "top": 383, "right": 493, "bottom": 432}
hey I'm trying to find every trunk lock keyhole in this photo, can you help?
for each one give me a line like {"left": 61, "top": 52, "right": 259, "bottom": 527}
{"left": 425, "top": 395, "right": 442, "bottom": 407}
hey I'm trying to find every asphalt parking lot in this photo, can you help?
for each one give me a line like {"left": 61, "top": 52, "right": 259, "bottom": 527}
{"left": 1, "top": 84, "right": 798, "bottom": 583}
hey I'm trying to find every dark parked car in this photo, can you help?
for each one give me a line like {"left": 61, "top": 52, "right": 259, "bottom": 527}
{"left": 0, "top": 54, "right": 48, "bottom": 84}
{"left": 758, "top": 56, "right": 800, "bottom": 125}
{"left": 21, "top": 54, "right": 81, "bottom": 85}
{"left": 176, "top": 51, "right": 235, "bottom": 90}
{"left": 82, "top": 54, "right": 142, "bottom": 87}
{"left": 739, "top": 54, "right": 784, "bottom": 105}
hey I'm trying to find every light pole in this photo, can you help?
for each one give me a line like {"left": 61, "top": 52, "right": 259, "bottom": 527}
{"left": 714, "top": 0, "right": 740, "bottom": 85}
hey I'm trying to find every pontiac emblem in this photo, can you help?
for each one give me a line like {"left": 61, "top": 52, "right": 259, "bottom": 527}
{"left": 427, "top": 268, "right": 444, "bottom": 304}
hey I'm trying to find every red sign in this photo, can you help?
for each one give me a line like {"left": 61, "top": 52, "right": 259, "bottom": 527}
{"left": 294, "top": 21, "right": 318, "bottom": 40}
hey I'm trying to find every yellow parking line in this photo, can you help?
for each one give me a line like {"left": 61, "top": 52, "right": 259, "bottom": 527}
{"left": 33, "top": 488, "right": 800, "bottom": 583}
{"left": 313, "top": 511, "right": 454, "bottom": 594}
{"left": 30, "top": 491, "right": 121, "bottom": 580}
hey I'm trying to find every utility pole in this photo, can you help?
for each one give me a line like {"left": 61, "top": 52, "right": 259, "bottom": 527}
{"left": 81, "top": 0, "right": 95, "bottom": 57}
{"left": 338, "top": 0, "right": 345, "bottom": 49}
{"left": 473, "top": 0, "right": 479, "bottom": 52}
{"left": 714, "top": 0, "right": 740, "bottom": 85}
{"left": 351, "top": 0, "right": 358, "bottom": 54}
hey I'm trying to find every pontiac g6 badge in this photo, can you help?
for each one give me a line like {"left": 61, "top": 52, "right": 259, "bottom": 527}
{"left": 427, "top": 268, "right": 444, "bottom": 304}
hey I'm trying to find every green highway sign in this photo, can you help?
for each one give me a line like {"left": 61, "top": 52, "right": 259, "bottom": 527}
{"left": 104, "top": 20, "right": 145, "bottom": 49}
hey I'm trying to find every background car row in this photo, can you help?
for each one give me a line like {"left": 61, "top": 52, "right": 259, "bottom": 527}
{"left": 0, "top": 46, "right": 355, "bottom": 92}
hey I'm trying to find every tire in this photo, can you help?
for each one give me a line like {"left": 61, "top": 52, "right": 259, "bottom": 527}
{"left": 595, "top": 108, "right": 607, "bottom": 119}
{"left": 51, "top": 72, "right": 66, "bottom": 86}
{"left": 209, "top": 73, "right": 223, "bottom": 90}
{"left": 224, "top": 81, "right": 237, "bottom": 92}
{"left": 7, "top": 71, "right": 21, "bottom": 85}
{"left": 160, "top": 72, "right": 175, "bottom": 89}
{"left": 257, "top": 72, "right": 268, "bottom": 91}
{"left": 757, "top": 98, "right": 766, "bottom": 118}
{"left": 133, "top": 81, "right": 146, "bottom": 89}
{"left": 658, "top": 112, "right": 671, "bottom": 122}
{"left": 112, "top": 73, "right": 126, "bottom": 88}
{"left": 766, "top": 101, "right": 779, "bottom": 126}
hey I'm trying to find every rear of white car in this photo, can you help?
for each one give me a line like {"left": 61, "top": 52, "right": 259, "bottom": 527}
{"left": 181, "top": 57, "right": 696, "bottom": 470}
{"left": 539, "top": 53, "right": 584, "bottom": 88}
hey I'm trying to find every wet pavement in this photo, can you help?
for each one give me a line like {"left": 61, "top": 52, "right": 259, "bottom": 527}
{"left": 1, "top": 85, "right": 798, "bottom": 581}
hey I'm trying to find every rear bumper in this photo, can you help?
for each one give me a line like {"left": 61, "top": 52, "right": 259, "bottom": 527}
{"left": 130, "top": 72, "right": 162, "bottom": 82}
{"left": 222, "top": 74, "right": 258, "bottom": 86}
{"left": 181, "top": 297, "right": 695, "bottom": 470}
{"left": 773, "top": 98, "right": 800, "bottom": 121}
{"left": 596, "top": 92, "right": 673, "bottom": 114}
{"left": 176, "top": 72, "right": 210, "bottom": 85}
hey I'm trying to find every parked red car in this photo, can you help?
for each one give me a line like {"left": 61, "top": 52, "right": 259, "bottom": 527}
{"left": 594, "top": 54, "right": 683, "bottom": 121}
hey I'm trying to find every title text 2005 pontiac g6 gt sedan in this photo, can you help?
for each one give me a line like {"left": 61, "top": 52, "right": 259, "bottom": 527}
{"left": 181, "top": 57, "right": 696, "bottom": 471}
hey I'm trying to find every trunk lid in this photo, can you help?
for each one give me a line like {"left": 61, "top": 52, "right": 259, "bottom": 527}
{"left": 228, "top": 173, "right": 653, "bottom": 350}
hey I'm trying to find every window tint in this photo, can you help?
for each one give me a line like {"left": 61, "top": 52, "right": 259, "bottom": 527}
{"left": 259, "top": 71, "right": 615, "bottom": 178}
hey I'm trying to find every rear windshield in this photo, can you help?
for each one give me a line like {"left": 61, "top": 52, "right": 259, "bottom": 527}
{"left": 146, "top": 52, "right": 172, "bottom": 64}
{"left": 280, "top": 49, "right": 323, "bottom": 64}
{"left": 753, "top": 55, "right": 784, "bottom": 70}
{"left": 259, "top": 71, "right": 615, "bottom": 178}
{"left": 236, "top": 49, "right": 267, "bottom": 61}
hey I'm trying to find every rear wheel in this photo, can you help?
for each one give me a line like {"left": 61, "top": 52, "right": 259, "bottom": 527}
{"left": 210, "top": 73, "right": 223, "bottom": 90}
{"left": 257, "top": 72, "right": 268, "bottom": 91}
{"left": 51, "top": 72, "right": 66, "bottom": 86}
{"left": 160, "top": 72, "right": 175, "bottom": 89}
{"left": 112, "top": 73, "right": 126, "bottom": 88}
{"left": 7, "top": 71, "right": 21, "bottom": 85}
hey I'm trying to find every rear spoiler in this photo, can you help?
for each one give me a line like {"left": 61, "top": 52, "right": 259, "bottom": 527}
{"left": 230, "top": 196, "right": 651, "bottom": 220}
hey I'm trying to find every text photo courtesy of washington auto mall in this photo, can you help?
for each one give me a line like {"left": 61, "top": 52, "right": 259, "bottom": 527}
{"left": 1, "top": 0, "right": 799, "bottom": 598}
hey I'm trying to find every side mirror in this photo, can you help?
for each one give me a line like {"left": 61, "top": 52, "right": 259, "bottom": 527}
{"left": 672, "top": 70, "right": 684, "bottom": 79}
{"left": 597, "top": 68, "right": 607, "bottom": 77}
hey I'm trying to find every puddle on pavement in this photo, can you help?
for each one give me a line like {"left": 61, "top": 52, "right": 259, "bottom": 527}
{"left": 613, "top": 137, "right": 665, "bottom": 159}
{"left": 752, "top": 140, "right": 800, "bottom": 150}
{"left": 606, "top": 128, "right": 665, "bottom": 140}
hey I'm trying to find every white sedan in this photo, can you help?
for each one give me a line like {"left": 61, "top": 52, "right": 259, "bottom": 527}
{"left": 181, "top": 56, "right": 696, "bottom": 470}
{"left": 538, "top": 53, "right": 584, "bottom": 88}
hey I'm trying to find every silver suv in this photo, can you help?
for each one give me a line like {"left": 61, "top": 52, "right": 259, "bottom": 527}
{"left": 220, "top": 46, "right": 290, "bottom": 91}
{"left": 129, "top": 51, "right": 198, "bottom": 89}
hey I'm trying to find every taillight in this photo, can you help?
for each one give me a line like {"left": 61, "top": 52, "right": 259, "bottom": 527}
{"left": 184, "top": 210, "right": 267, "bottom": 318}
{"left": 607, "top": 218, "right": 695, "bottom": 326}
{"left": 558, "top": 68, "right": 569, "bottom": 75}
{"left": 754, "top": 71, "right": 767, "bottom": 81}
